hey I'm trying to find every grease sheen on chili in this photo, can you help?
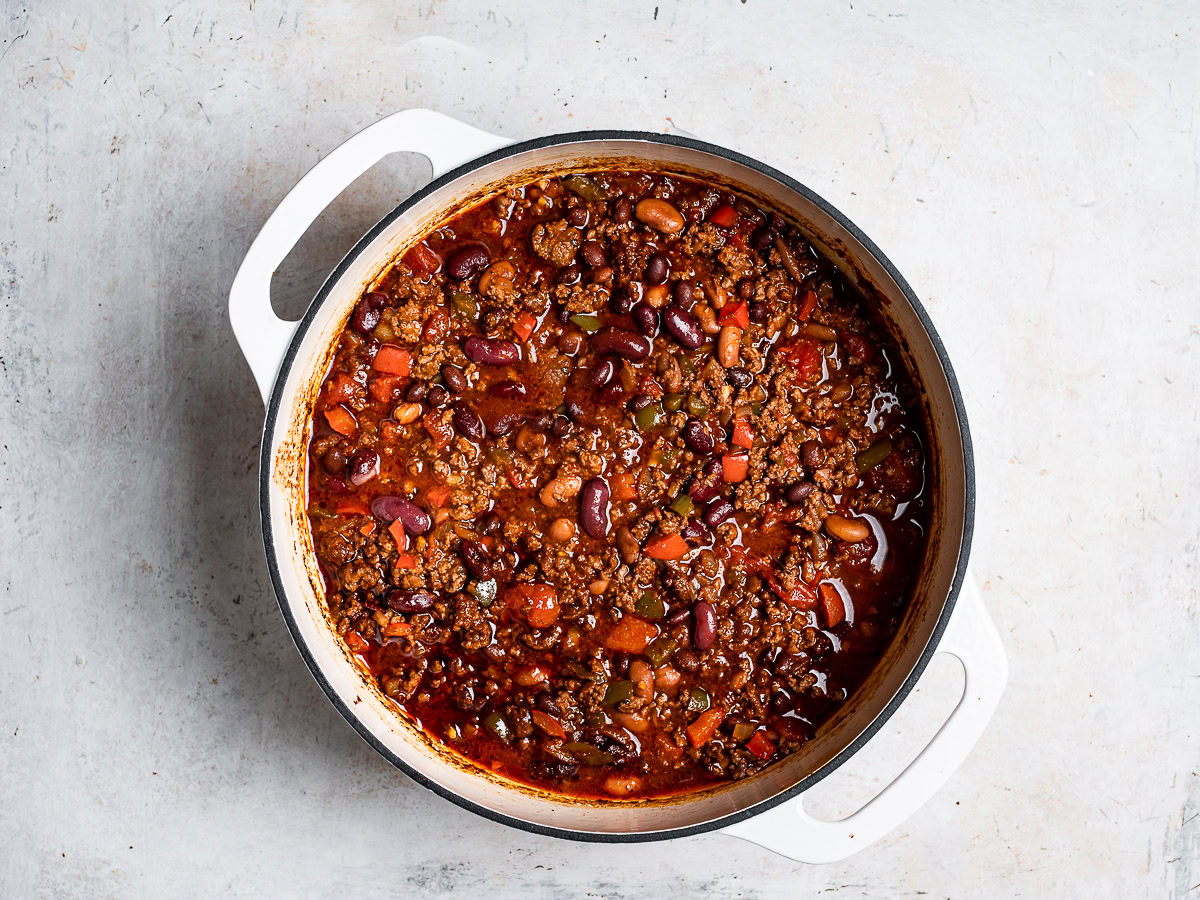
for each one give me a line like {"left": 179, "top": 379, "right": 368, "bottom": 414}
{"left": 305, "top": 170, "right": 930, "bottom": 800}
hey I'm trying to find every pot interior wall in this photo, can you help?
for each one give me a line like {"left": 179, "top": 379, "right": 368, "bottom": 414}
{"left": 265, "top": 137, "right": 968, "bottom": 834}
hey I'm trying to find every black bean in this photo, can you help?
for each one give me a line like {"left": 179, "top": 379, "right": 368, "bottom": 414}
{"left": 703, "top": 498, "right": 735, "bottom": 527}
{"left": 405, "top": 381, "right": 428, "bottom": 402}
{"left": 480, "top": 511, "right": 502, "bottom": 534}
{"left": 726, "top": 366, "right": 752, "bottom": 389}
{"left": 632, "top": 303, "right": 659, "bottom": 337}
{"left": 556, "top": 303, "right": 572, "bottom": 324}
{"left": 663, "top": 305, "right": 704, "bottom": 349}
{"left": 426, "top": 384, "right": 449, "bottom": 407}
{"left": 771, "top": 691, "right": 792, "bottom": 713}
{"left": 581, "top": 240, "right": 606, "bottom": 268}
{"left": 372, "top": 496, "right": 431, "bottom": 534}
{"left": 692, "top": 601, "right": 718, "bottom": 650}
{"left": 580, "top": 478, "right": 611, "bottom": 539}
{"left": 672, "top": 280, "right": 694, "bottom": 308}
{"left": 526, "top": 411, "right": 553, "bottom": 430}
{"left": 452, "top": 402, "right": 485, "bottom": 441}
{"left": 675, "top": 649, "right": 700, "bottom": 672}
{"left": 566, "top": 206, "right": 588, "bottom": 227}
{"left": 489, "top": 380, "right": 527, "bottom": 399}
{"left": 488, "top": 411, "right": 522, "bottom": 437}
{"left": 348, "top": 448, "right": 379, "bottom": 486}
{"left": 351, "top": 292, "right": 386, "bottom": 334}
{"left": 749, "top": 302, "right": 768, "bottom": 324}
{"left": 682, "top": 419, "right": 714, "bottom": 455}
{"left": 463, "top": 336, "right": 519, "bottom": 365}
{"left": 667, "top": 607, "right": 691, "bottom": 627}
{"left": 558, "top": 264, "right": 581, "bottom": 286}
{"left": 551, "top": 415, "right": 571, "bottom": 438}
{"left": 786, "top": 481, "right": 815, "bottom": 504}
{"left": 566, "top": 401, "right": 586, "bottom": 422}
{"left": 734, "top": 197, "right": 764, "bottom": 225}
{"left": 610, "top": 289, "right": 633, "bottom": 315}
{"left": 590, "top": 358, "right": 617, "bottom": 388}
{"left": 703, "top": 458, "right": 723, "bottom": 479}
{"left": 441, "top": 364, "right": 468, "bottom": 393}
{"left": 645, "top": 253, "right": 668, "bottom": 285}
{"left": 460, "top": 540, "right": 494, "bottom": 579}
{"left": 387, "top": 590, "right": 437, "bottom": 613}
{"left": 801, "top": 439, "right": 823, "bottom": 469}
{"left": 750, "top": 226, "right": 775, "bottom": 253}
{"left": 737, "top": 278, "right": 755, "bottom": 299}
{"left": 445, "top": 245, "right": 491, "bottom": 281}
{"left": 614, "top": 198, "right": 632, "bottom": 223}
{"left": 591, "top": 327, "right": 651, "bottom": 361}
{"left": 480, "top": 307, "right": 504, "bottom": 335}
{"left": 322, "top": 446, "right": 347, "bottom": 475}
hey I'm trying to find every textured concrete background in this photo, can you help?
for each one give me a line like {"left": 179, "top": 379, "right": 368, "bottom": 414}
{"left": 2, "top": 1, "right": 1198, "bottom": 897}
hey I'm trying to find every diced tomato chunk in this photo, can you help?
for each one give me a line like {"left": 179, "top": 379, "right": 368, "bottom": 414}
{"left": 745, "top": 730, "right": 777, "bottom": 760}
{"left": 508, "top": 583, "right": 560, "bottom": 628}
{"left": 818, "top": 582, "right": 847, "bottom": 628}
{"left": 343, "top": 631, "right": 370, "bottom": 654}
{"left": 722, "top": 452, "right": 749, "bottom": 483}
{"left": 611, "top": 471, "right": 639, "bottom": 502}
{"left": 766, "top": 572, "right": 817, "bottom": 609}
{"left": 707, "top": 204, "right": 739, "bottom": 228}
{"left": 368, "top": 375, "right": 404, "bottom": 403}
{"left": 324, "top": 405, "right": 357, "bottom": 436}
{"left": 686, "top": 706, "right": 726, "bottom": 747}
{"left": 731, "top": 418, "right": 753, "bottom": 449}
{"left": 718, "top": 300, "right": 750, "bottom": 329}
{"left": 423, "top": 413, "right": 454, "bottom": 449}
{"left": 404, "top": 241, "right": 441, "bottom": 274}
{"left": 644, "top": 533, "right": 688, "bottom": 560}
{"left": 513, "top": 311, "right": 537, "bottom": 342}
{"left": 394, "top": 553, "right": 420, "bottom": 570}
{"left": 780, "top": 339, "right": 823, "bottom": 383}
{"left": 798, "top": 289, "right": 818, "bottom": 322}
{"left": 423, "top": 309, "right": 450, "bottom": 343}
{"left": 359, "top": 520, "right": 376, "bottom": 536}
{"left": 373, "top": 345, "right": 412, "bottom": 376}
{"left": 325, "top": 373, "right": 358, "bottom": 406}
{"left": 388, "top": 519, "right": 408, "bottom": 550}
{"left": 425, "top": 484, "right": 452, "bottom": 509}
{"left": 605, "top": 616, "right": 659, "bottom": 653}
{"left": 335, "top": 500, "right": 371, "bottom": 518}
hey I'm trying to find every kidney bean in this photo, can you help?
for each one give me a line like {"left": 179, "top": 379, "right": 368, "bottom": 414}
{"left": 672, "top": 280, "right": 694, "bottom": 308}
{"left": 610, "top": 289, "right": 633, "bottom": 315}
{"left": 681, "top": 420, "right": 714, "bottom": 455}
{"left": 733, "top": 197, "right": 764, "bottom": 224}
{"left": 703, "top": 498, "right": 735, "bottom": 527}
{"left": 680, "top": 517, "right": 713, "bottom": 543}
{"left": 750, "top": 226, "right": 775, "bottom": 253}
{"left": 749, "top": 302, "right": 768, "bottom": 324}
{"left": 348, "top": 448, "right": 379, "bottom": 486}
{"left": 325, "top": 476, "right": 348, "bottom": 494}
{"left": 632, "top": 303, "right": 659, "bottom": 337}
{"left": 566, "top": 206, "right": 589, "bottom": 227}
{"left": 663, "top": 305, "right": 704, "bottom": 349}
{"left": 616, "top": 526, "right": 640, "bottom": 564}
{"left": 479, "top": 511, "right": 502, "bottom": 534}
{"left": 628, "top": 393, "right": 654, "bottom": 413}
{"left": 825, "top": 513, "right": 871, "bottom": 543}
{"left": 371, "top": 495, "right": 413, "bottom": 523}
{"left": 489, "top": 380, "right": 527, "bottom": 399}
{"left": 441, "top": 364, "right": 468, "bottom": 393}
{"left": 590, "top": 358, "right": 617, "bottom": 388}
{"left": 558, "top": 264, "right": 581, "bottom": 286}
{"left": 635, "top": 198, "right": 686, "bottom": 234}
{"left": 463, "top": 336, "right": 519, "bottom": 365}
{"left": 692, "top": 601, "right": 718, "bottom": 650}
{"left": 488, "top": 411, "right": 522, "bottom": 437}
{"left": 689, "top": 479, "right": 720, "bottom": 504}
{"left": 322, "top": 446, "right": 347, "bottom": 475}
{"left": 387, "top": 590, "right": 437, "bottom": 613}
{"left": 405, "top": 381, "right": 428, "bottom": 402}
{"left": 526, "top": 410, "right": 553, "bottom": 430}
{"left": 460, "top": 540, "right": 494, "bottom": 579}
{"left": 786, "top": 481, "right": 815, "bottom": 504}
{"left": 426, "top": 384, "right": 449, "bottom": 407}
{"left": 351, "top": 292, "right": 386, "bottom": 334}
{"left": 565, "top": 401, "right": 586, "bottom": 422}
{"left": 551, "top": 415, "right": 571, "bottom": 438}
{"left": 614, "top": 197, "right": 633, "bottom": 223}
{"left": 726, "top": 366, "right": 752, "bottom": 389}
{"left": 801, "top": 439, "right": 823, "bottom": 469}
{"left": 580, "top": 478, "right": 611, "bottom": 539}
{"left": 591, "top": 328, "right": 651, "bottom": 361}
{"left": 675, "top": 648, "right": 700, "bottom": 672}
{"left": 581, "top": 240, "right": 606, "bottom": 268}
{"left": 736, "top": 278, "right": 755, "bottom": 299}
{"left": 667, "top": 607, "right": 691, "bottom": 627}
{"left": 644, "top": 253, "right": 668, "bottom": 285}
{"left": 452, "top": 402, "right": 485, "bottom": 441}
{"left": 593, "top": 266, "right": 614, "bottom": 287}
{"left": 445, "top": 245, "right": 491, "bottom": 281}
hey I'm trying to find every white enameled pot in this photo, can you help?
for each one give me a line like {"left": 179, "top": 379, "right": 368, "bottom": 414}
{"left": 229, "top": 108, "right": 1007, "bottom": 864}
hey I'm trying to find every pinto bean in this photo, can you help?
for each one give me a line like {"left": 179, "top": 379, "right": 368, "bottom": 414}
{"left": 393, "top": 402, "right": 423, "bottom": 424}
{"left": 616, "top": 526, "right": 640, "bottom": 564}
{"left": 635, "top": 198, "right": 685, "bottom": 234}
{"left": 717, "top": 325, "right": 742, "bottom": 367}
{"left": 539, "top": 473, "right": 583, "bottom": 507}
{"left": 548, "top": 518, "right": 576, "bottom": 543}
{"left": 580, "top": 478, "right": 611, "bottom": 539}
{"left": 825, "top": 513, "right": 871, "bottom": 543}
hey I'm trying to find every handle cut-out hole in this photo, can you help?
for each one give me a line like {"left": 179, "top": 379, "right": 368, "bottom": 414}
{"left": 803, "top": 652, "right": 965, "bottom": 822}
{"left": 269, "top": 151, "right": 433, "bottom": 322}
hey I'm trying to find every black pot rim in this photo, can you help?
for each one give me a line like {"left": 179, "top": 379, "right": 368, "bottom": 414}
{"left": 255, "top": 126, "right": 975, "bottom": 844}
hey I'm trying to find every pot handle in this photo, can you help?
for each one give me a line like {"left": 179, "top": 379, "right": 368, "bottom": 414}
{"left": 229, "top": 109, "right": 512, "bottom": 402}
{"left": 721, "top": 575, "right": 1007, "bottom": 864}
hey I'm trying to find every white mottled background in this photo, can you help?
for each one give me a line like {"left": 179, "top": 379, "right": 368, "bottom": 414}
{"left": 2, "top": 1, "right": 1198, "bottom": 897}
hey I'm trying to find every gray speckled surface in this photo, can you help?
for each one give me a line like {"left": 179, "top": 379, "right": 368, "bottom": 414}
{"left": 2, "top": 2, "right": 1198, "bottom": 897}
